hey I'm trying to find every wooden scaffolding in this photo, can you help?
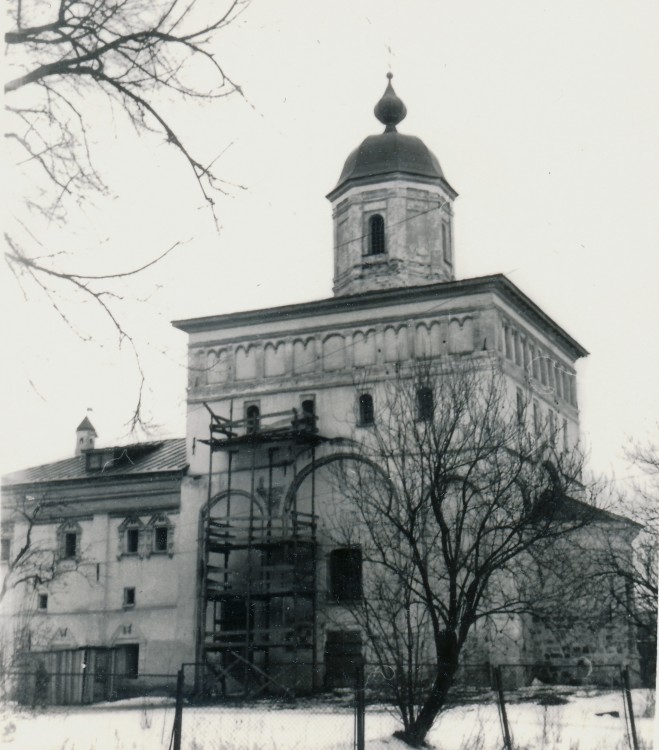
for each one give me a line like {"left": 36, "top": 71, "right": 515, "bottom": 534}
{"left": 197, "top": 402, "right": 326, "bottom": 696}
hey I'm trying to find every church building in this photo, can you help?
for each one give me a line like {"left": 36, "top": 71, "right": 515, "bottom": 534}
{"left": 1, "top": 76, "right": 639, "bottom": 700}
{"left": 170, "top": 76, "right": 621, "bottom": 693}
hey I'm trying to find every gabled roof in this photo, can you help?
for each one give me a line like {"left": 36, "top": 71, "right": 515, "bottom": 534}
{"left": 2, "top": 438, "right": 187, "bottom": 487}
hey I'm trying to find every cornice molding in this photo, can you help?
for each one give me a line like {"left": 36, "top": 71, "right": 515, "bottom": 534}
{"left": 173, "top": 274, "right": 588, "bottom": 360}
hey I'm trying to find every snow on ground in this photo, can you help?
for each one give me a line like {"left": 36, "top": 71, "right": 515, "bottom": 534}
{"left": 0, "top": 690, "right": 654, "bottom": 750}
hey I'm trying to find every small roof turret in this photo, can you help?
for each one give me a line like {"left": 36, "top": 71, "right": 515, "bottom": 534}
{"left": 75, "top": 415, "right": 97, "bottom": 456}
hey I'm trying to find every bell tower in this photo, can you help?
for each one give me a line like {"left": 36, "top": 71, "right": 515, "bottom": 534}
{"left": 327, "top": 74, "right": 458, "bottom": 298}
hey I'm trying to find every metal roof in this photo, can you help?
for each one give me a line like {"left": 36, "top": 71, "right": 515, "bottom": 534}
{"left": 2, "top": 438, "right": 187, "bottom": 487}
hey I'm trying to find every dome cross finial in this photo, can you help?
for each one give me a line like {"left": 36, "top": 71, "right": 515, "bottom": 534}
{"left": 374, "top": 72, "right": 407, "bottom": 132}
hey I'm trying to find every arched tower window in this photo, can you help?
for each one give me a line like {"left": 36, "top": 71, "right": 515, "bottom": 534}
{"left": 368, "top": 215, "right": 385, "bottom": 256}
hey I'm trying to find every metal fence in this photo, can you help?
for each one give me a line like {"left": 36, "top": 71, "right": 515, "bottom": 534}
{"left": 171, "top": 662, "right": 360, "bottom": 750}
{"left": 0, "top": 661, "right": 650, "bottom": 750}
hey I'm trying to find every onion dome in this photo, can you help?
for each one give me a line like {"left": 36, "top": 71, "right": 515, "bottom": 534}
{"left": 328, "top": 74, "right": 455, "bottom": 200}
{"left": 374, "top": 72, "right": 407, "bottom": 132}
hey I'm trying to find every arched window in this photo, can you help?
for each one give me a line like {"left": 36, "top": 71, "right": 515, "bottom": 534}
{"left": 358, "top": 393, "right": 374, "bottom": 426}
{"left": 368, "top": 214, "right": 385, "bottom": 255}
{"left": 245, "top": 404, "right": 260, "bottom": 433}
{"left": 147, "top": 513, "right": 174, "bottom": 557}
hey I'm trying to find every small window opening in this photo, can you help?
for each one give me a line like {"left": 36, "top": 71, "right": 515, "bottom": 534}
{"left": 442, "top": 222, "right": 451, "bottom": 263}
{"left": 301, "top": 398, "right": 316, "bottom": 429}
{"left": 533, "top": 401, "right": 541, "bottom": 438}
{"left": 126, "top": 528, "right": 139, "bottom": 554}
{"left": 64, "top": 532, "right": 77, "bottom": 559}
{"left": 154, "top": 526, "right": 168, "bottom": 553}
{"left": 329, "top": 548, "right": 362, "bottom": 603}
{"left": 416, "top": 387, "right": 434, "bottom": 421}
{"left": 38, "top": 594, "right": 48, "bottom": 610}
{"left": 368, "top": 215, "right": 385, "bottom": 256}
{"left": 246, "top": 404, "right": 260, "bottom": 434}
{"left": 1, "top": 539, "right": 10, "bottom": 562}
{"left": 358, "top": 394, "right": 374, "bottom": 426}
{"left": 123, "top": 587, "right": 136, "bottom": 607}
{"left": 516, "top": 388, "right": 524, "bottom": 425}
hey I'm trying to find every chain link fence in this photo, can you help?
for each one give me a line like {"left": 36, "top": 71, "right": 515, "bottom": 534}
{"left": 172, "top": 662, "right": 358, "bottom": 750}
{"left": 0, "top": 661, "right": 652, "bottom": 750}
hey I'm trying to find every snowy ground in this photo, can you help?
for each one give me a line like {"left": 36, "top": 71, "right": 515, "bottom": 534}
{"left": 0, "top": 690, "right": 654, "bottom": 749}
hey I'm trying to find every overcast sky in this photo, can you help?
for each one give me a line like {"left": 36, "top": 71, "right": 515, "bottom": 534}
{"left": 2, "top": 0, "right": 658, "bottom": 488}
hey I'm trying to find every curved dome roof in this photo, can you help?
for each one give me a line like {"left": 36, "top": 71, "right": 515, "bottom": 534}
{"left": 329, "top": 74, "right": 454, "bottom": 198}
{"left": 335, "top": 131, "right": 446, "bottom": 186}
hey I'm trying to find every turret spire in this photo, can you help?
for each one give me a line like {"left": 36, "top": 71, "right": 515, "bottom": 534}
{"left": 374, "top": 72, "right": 407, "bottom": 132}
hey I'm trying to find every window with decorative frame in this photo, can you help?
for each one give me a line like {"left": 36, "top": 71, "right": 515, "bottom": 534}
{"left": 117, "top": 516, "right": 145, "bottom": 559}
{"left": 57, "top": 521, "right": 82, "bottom": 561}
{"left": 147, "top": 514, "right": 174, "bottom": 557}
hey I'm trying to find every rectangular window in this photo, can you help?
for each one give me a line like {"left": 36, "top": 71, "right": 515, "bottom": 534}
{"left": 442, "top": 223, "right": 450, "bottom": 263}
{"left": 123, "top": 587, "right": 136, "bottom": 607}
{"left": 64, "top": 533, "right": 78, "bottom": 559}
{"left": 1, "top": 538, "right": 10, "bottom": 562}
{"left": 416, "top": 387, "right": 434, "bottom": 421}
{"left": 516, "top": 388, "right": 524, "bottom": 425}
{"left": 329, "top": 548, "right": 362, "bottom": 603}
{"left": 126, "top": 528, "right": 139, "bottom": 554}
{"left": 117, "top": 644, "right": 139, "bottom": 679}
{"left": 358, "top": 393, "right": 375, "bottom": 426}
{"left": 562, "top": 418, "right": 568, "bottom": 451}
{"left": 38, "top": 594, "right": 48, "bottom": 610}
{"left": 300, "top": 397, "right": 316, "bottom": 429}
{"left": 533, "top": 401, "right": 541, "bottom": 438}
{"left": 154, "top": 526, "right": 168, "bottom": 553}
{"left": 548, "top": 410, "right": 556, "bottom": 442}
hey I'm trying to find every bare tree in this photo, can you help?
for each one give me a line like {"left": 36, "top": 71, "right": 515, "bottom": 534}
{"left": 577, "top": 437, "right": 658, "bottom": 685}
{"left": 0, "top": 494, "right": 76, "bottom": 605}
{"left": 621, "top": 437, "right": 659, "bottom": 625}
{"left": 327, "top": 362, "right": 603, "bottom": 747}
{"left": 5, "top": 0, "right": 248, "bottom": 427}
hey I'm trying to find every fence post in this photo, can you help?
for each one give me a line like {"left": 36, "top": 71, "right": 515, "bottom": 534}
{"left": 493, "top": 666, "right": 513, "bottom": 750}
{"left": 355, "top": 661, "right": 365, "bottom": 750}
{"left": 622, "top": 665, "right": 639, "bottom": 750}
{"left": 172, "top": 668, "right": 184, "bottom": 750}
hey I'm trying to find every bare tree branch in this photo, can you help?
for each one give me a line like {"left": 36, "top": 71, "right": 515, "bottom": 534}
{"left": 4, "top": 0, "right": 249, "bottom": 430}
{"left": 326, "top": 361, "right": 614, "bottom": 746}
